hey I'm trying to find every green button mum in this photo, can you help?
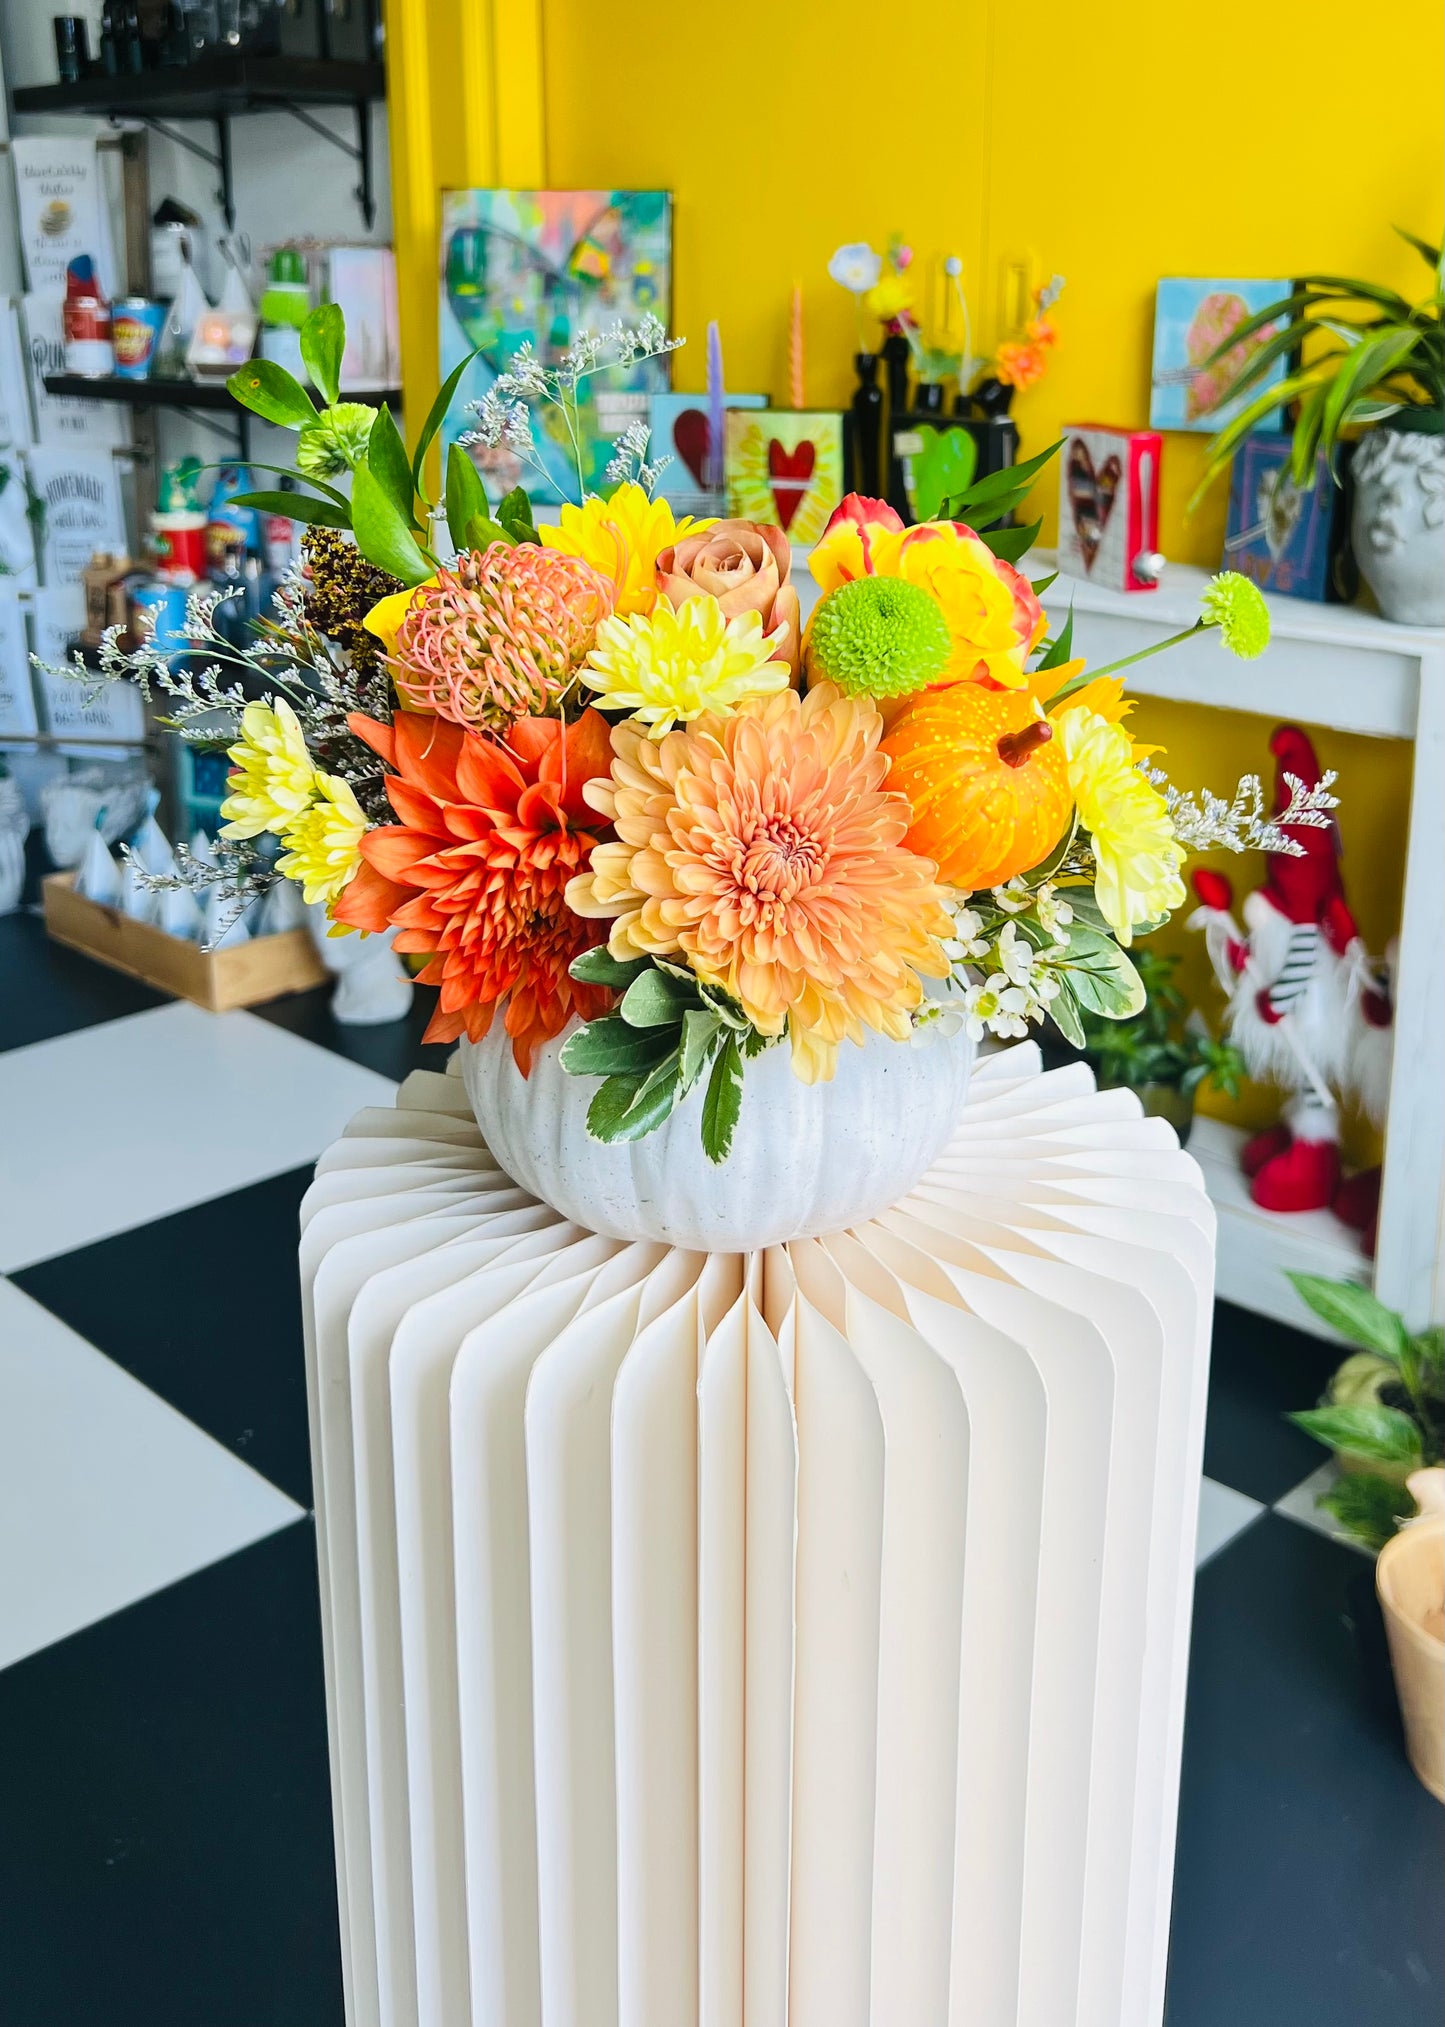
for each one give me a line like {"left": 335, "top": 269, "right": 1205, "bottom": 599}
{"left": 806, "top": 577, "right": 953, "bottom": 699}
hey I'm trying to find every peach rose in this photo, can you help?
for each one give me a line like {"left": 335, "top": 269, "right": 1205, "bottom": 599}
{"left": 655, "top": 519, "right": 801, "bottom": 678}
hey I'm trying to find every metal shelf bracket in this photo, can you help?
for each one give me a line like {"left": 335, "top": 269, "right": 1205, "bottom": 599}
{"left": 277, "top": 99, "right": 375, "bottom": 230}
{"left": 110, "top": 112, "right": 235, "bottom": 229}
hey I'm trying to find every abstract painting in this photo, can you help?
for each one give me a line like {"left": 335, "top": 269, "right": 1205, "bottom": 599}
{"left": 724, "top": 411, "right": 844, "bottom": 543}
{"left": 1150, "top": 277, "right": 1290, "bottom": 433}
{"left": 647, "top": 391, "right": 768, "bottom": 504}
{"left": 439, "top": 189, "right": 673, "bottom": 503}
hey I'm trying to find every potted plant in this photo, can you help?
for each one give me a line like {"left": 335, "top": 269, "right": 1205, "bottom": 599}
{"left": 1286, "top": 1272, "right": 1445, "bottom": 1798}
{"left": 1080, "top": 946, "right": 1244, "bottom": 1142}
{"left": 1197, "top": 231, "right": 1444, "bottom": 625}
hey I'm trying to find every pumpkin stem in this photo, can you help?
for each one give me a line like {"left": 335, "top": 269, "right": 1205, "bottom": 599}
{"left": 996, "top": 719, "right": 1054, "bottom": 769}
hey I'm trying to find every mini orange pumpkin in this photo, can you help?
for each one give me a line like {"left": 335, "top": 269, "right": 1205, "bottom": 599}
{"left": 882, "top": 683, "right": 1073, "bottom": 889}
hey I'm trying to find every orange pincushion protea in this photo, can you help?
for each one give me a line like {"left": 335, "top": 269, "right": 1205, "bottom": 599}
{"left": 882, "top": 682, "right": 1073, "bottom": 890}
{"left": 334, "top": 707, "right": 615, "bottom": 1067}
{"left": 387, "top": 545, "right": 614, "bottom": 730}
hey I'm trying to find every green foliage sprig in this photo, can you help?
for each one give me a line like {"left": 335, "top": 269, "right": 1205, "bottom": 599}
{"left": 1080, "top": 947, "right": 1244, "bottom": 1095}
{"left": 1287, "top": 1272, "right": 1444, "bottom": 1551}
{"left": 561, "top": 949, "right": 780, "bottom": 1163}
{"left": 1194, "top": 230, "right": 1444, "bottom": 501}
{"left": 941, "top": 438, "right": 1064, "bottom": 568}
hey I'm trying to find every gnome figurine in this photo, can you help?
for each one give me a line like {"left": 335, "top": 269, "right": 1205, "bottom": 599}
{"left": 1189, "top": 724, "right": 1393, "bottom": 1218}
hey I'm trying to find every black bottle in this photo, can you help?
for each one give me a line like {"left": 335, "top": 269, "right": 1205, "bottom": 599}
{"left": 849, "top": 352, "right": 883, "bottom": 497}
{"left": 99, "top": 1, "right": 120, "bottom": 74}
{"left": 53, "top": 15, "right": 90, "bottom": 82}
{"left": 881, "top": 330, "right": 913, "bottom": 520}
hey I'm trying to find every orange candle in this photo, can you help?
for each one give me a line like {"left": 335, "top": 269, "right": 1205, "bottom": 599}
{"left": 789, "top": 283, "right": 805, "bottom": 410}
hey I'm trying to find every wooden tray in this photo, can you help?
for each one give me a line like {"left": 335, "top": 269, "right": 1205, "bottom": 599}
{"left": 42, "top": 871, "right": 329, "bottom": 1012}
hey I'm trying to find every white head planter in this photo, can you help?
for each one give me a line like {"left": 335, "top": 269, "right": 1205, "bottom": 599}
{"left": 1350, "top": 425, "right": 1445, "bottom": 627}
{"left": 306, "top": 898, "right": 414, "bottom": 1026}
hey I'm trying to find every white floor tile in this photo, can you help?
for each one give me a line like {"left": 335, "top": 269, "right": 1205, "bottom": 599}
{"left": 1273, "top": 1458, "right": 1376, "bottom": 1559}
{"left": 1196, "top": 1474, "right": 1265, "bottom": 1568}
{"left": 0, "top": 1003, "right": 395, "bottom": 1271}
{"left": 0, "top": 1279, "right": 304, "bottom": 1669}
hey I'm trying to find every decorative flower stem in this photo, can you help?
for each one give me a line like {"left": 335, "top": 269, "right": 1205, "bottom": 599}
{"left": 1047, "top": 621, "right": 1206, "bottom": 705}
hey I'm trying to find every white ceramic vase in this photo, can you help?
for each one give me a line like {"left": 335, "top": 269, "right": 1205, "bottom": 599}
{"left": 459, "top": 1015, "right": 977, "bottom": 1250}
{"left": 306, "top": 898, "right": 415, "bottom": 1026}
{"left": 1350, "top": 423, "right": 1445, "bottom": 626}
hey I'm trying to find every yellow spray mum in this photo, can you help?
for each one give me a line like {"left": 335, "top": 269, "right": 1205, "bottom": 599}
{"left": 1057, "top": 706, "right": 1185, "bottom": 943}
{"left": 541, "top": 481, "right": 709, "bottom": 617}
{"left": 581, "top": 595, "right": 790, "bottom": 735}
{"left": 277, "top": 771, "right": 369, "bottom": 906}
{"left": 219, "top": 698, "right": 316, "bottom": 840}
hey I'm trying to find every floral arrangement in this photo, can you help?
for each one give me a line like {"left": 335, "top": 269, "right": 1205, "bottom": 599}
{"left": 828, "top": 235, "right": 1065, "bottom": 396}
{"left": 51, "top": 306, "right": 1334, "bottom": 1163}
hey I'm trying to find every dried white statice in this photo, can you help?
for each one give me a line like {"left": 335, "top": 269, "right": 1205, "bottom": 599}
{"left": 602, "top": 419, "right": 672, "bottom": 495}
{"left": 1155, "top": 768, "right": 1338, "bottom": 858}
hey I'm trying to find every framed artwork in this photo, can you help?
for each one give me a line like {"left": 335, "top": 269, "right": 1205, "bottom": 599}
{"left": 892, "top": 417, "right": 979, "bottom": 522}
{"left": 438, "top": 189, "right": 673, "bottom": 502}
{"left": 1223, "top": 429, "right": 1346, "bottom": 603}
{"left": 647, "top": 390, "right": 767, "bottom": 504}
{"left": 1057, "top": 425, "right": 1163, "bottom": 593}
{"left": 1150, "top": 278, "right": 1291, "bottom": 433}
{"left": 724, "top": 411, "right": 844, "bottom": 543}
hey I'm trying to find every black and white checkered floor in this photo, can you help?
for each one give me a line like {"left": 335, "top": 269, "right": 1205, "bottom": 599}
{"left": 0, "top": 902, "right": 1440, "bottom": 2027}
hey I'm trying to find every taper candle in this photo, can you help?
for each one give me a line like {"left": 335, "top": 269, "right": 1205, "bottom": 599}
{"left": 789, "top": 284, "right": 805, "bottom": 410}
{"left": 705, "top": 319, "right": 725, "bottom": 490}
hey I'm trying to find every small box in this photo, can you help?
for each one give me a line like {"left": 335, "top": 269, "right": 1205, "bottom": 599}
{"left": 43, "top": 872, "right": 328, "bottom": 1012}
{"left": 1057, "top": 424, "right": 1163, "bottom": 592}
{"left": 1223, "top": 429, "right": 1348, "bottom": 603}
{"left": 80, "top": 550, "right": 132, "bottom": 644}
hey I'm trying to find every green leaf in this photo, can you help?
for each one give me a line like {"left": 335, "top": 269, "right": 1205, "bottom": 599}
{"left": 300, "top": 302, "right": 345, "bottom": 407}
{"left": 678, "top": 1008, "right": 722, "bottom": 1095}
{"left": 445, "top": 442, "right": 489, "bottom": 552}
{"left": 1055, "top": 922, "right": 1145, "bottom": 1018}
{"left": 464, "top": 513, "right": 518, "bottom": 551}
{"left": 228, "top": 489, "right": 351, "bottom": 530}
{"left": 226, "top": 359, "right": 318, "bottom": 429}
{"left": 351, "top": 462, "right": 433, "bottom": 585}
{"left": 586, "top": 1054, "right": 685, "bottom": 1142}
{"left": 1047, "top": 982, "right": 1086, "bottom": 1050}
{"left": 1395, "top": 225, "right": 1443, "bottom": 271}
{"left": 1288, "top": 1404, "right": 1423, "bottom": 1466}
{"left": 1411, "top": 1325, "right": 1444, "bottom": 1387}
{"left": 559, "top": 1015, "right": 674, "bottom": 1078}
{"left": 367, "top": 403, "right": 420, "bottom": 530}
{"left": 981, "top": 518, "right": 1041, "bottom": 563}
{"left": 1058, "top": 886, "right": 1109, "bottom": 933}
{"left": 234, "top": 461, "right": 349, "bottom": 508}
{"left": 700, "top": 1033, "right": 745, "bottom": 1164}
{"left": 1029, "top": 571, "right": 1058, "bottom": 596}
{"left": 569, "top": 946, "right": 652, "bottom": 991}
{"left": 410, "top": 347, "right": 482, "bottom": 502}
{"left": 946, "top": 438, "right": 1062, "bottom": 516}
{"left": 1035, "top": 604, "right": 1075, "bottom": 672}
{"left": 1285, "top": 1274, "right": 1412, "bottom": 1362}
{"left": 620, "top": 965, "right": 698, "bottom": 1028}
{"left": 496, "top": 485, "right": 538, "bottom": 541}
{"left": 1318, "top": 1472, "right": 1416, "bottom": 1553}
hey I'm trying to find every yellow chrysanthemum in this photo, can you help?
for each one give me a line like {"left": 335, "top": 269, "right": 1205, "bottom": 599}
{"left": 565, "top": 683, "right": 951, "bottom": 1084}
{"left": 219, "top": 698, "right": 316, "bottom": 840}
{"left": 581, "top": 595, "right": 789, "bottom": 735}
{"left": 276, "top": 770, "right": 369, "bottom": 906}
{"left": 1057, "top": 706, "right": 1185, "bottom": 943}
{"left": 540, "top": 482, "right": 709, "bottom": 618}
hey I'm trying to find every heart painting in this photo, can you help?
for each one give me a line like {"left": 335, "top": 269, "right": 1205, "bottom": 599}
{"left": 1258, "top": 465, "right": 1304, "bottom": 559}
{"left": 723, "top": 410, "right": 844, "bottom": 546}
{"left": 671, "top": 407, "right": 712, "bottom": 489}
{"left": 1066, "top": 438, "right": 1122, "bottom": 571}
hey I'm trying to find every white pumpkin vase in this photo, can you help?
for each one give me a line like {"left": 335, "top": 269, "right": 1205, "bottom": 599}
{"left": 460, "top": 1015, "right": 977, "bottom": 1251}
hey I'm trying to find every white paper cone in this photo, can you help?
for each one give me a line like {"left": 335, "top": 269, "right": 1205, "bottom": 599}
{"left": 75, "top": 825, "right": 121, "bottom": 906}
{"left": 203, "top": 884, "right": 252, "bottom": 950}
{"left": 117, "top": 853, "right": 156, "bottom": 924}
{"left": 155, "top": 882, "right": 204, "bottom": 940}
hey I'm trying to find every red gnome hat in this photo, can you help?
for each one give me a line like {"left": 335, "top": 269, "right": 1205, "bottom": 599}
{"left": 1259, "top": 724, "right": 1357, "bottom": 951}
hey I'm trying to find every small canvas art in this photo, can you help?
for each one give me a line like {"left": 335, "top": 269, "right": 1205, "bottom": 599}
{"left": 1057, "top": 424, "right": 1163, "bottom": 593}
{"left": 891, "top": 419, "right": 979, "bottom": 522}
{"left": 1223, "top": 430, "right": 1341, "bottom": 602}
{"left": 647, "top": 390, "right": 767, "bottom": 504}
{"left": 1150, "top": 278, "right": 1290, "bottom": 433}
{"left": 439, "top": 189, "right": 673, "bottom": 503}
{"left": 724, "top": 411, "right": 844, "bottom": 544}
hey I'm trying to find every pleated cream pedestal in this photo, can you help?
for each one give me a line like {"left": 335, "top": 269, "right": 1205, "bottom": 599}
{"left": 300, "top": 1041, "right": 1215, "bottom": 2027}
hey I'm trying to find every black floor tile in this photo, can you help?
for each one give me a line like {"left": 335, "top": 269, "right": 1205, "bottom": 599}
{"left": 0, "top": 1522, "right": 344, "bottom": 2027}
{"left": 1202, "top": 1298, "right": 1342, "bottom": 1503}
{"left": 1167, "top": 1514, "right": 1443, "bottom": 2027}
{"left": 0, "top": 906, "right": 171, "bottom": 1052}
{"left": 253, "top": 975, "right": 452, "bottom": 1082}
{"left": 14, "top": 1169, "right": 316, "bottom": 1506}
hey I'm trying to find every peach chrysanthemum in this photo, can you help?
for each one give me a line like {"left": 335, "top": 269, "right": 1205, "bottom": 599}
{"left": 566, "top": 682, "right": 952, "bottom": 1083}
{"left": 386, "top": 545, "right": 613, "bottom": 730}
{"left": 333, "top": 706, "right": 615, "bottom": 1068}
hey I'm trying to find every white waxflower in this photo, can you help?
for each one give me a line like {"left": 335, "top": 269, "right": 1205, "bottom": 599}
{"left": 996, "top": 920, "right": 1037, "bottom": 987}
{"left": 961, "top": 975, "right": 1032, "bottom": 1041}
{"left": 828, "top": 242, "right": 883, "bottom": 295}
{"left": 1034, "top": 881, "right": 1074, "bottom": 935}
{"left": 910, "top": 1001, "right": 966, "bottom": 1045}
{"left": 992, "top": 877, "right": 1032, "bottom": 914}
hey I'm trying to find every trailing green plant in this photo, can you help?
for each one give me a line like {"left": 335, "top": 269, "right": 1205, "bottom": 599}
{"left": 1286, "top": 1272, "right": 1445, "bottom": 1551}
{"left": 1079, "top": 946, "right": 1244, "bottom": 1097}
{"left": 1193, "top": 229, "right": 1444, "bottom": 501}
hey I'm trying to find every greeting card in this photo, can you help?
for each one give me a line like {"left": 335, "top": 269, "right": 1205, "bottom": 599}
{"left": 724, "top": 411, "right": 844, "bottom": 543}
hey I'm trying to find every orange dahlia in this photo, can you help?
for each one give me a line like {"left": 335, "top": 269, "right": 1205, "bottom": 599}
{"left": 334, "top": 706, "right": 614, "bottom": 1067}
{"left": 565, "top": 682, "right": 952, "bottom": 1084}
{"left": 384, "top": 545, "right": 613, "bottom": 731}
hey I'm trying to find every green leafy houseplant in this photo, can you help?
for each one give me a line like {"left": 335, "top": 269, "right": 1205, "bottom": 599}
{"left": 1287, "top": 1272, "right": 1445, "bottom": 1551}
{"left": 1079, "top": 947, "right": 1244, "bottom": 1136}
{"left": 1194, "top": 229, "right": 1444, "bottom": 496}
